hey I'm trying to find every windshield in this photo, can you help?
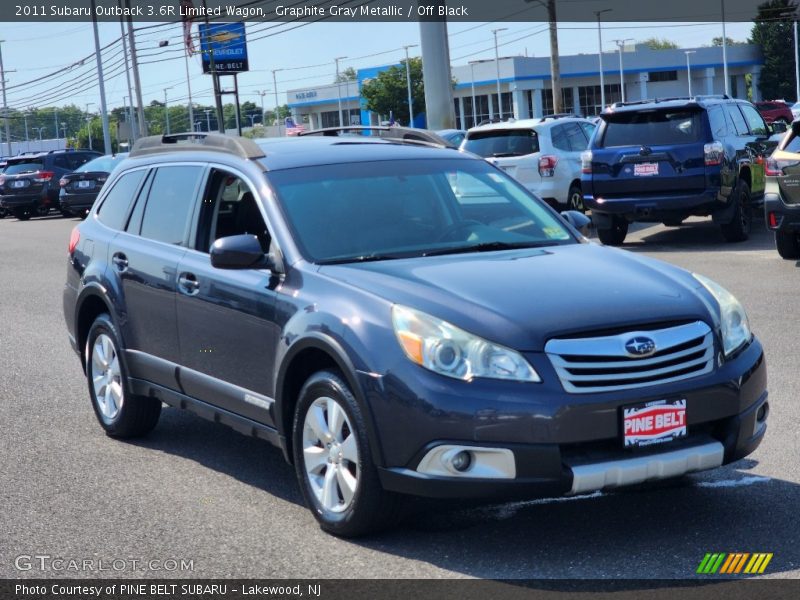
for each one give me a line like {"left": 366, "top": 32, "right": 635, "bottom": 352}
{"left": 76, "top": 154, "right": 126, "bottom": 174}
{"left": 601, "top": 109, "right": 703, "bottom": 147}
{"left": 462, "top": 129, "right": 539, "bottom": 158}
{"left": 268, "top": 158, "right": 575, "bottom": 264}
{"left": 4, "top": 161, "right": 43, "bottom": 174}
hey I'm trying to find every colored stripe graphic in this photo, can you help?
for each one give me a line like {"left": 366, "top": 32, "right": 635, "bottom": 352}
{"left": 700, "top": 553, "right": 773, "bottom": 575}
{"left": 697, "top": 553, "right": 727, "bottom": 574}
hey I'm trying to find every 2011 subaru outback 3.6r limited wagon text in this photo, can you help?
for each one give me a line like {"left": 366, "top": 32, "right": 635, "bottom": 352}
{"left": 63, "top": 133, "right": 768, "bottom": 537}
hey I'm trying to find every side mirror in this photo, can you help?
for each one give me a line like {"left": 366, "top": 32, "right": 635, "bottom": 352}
{"left": 211, "top": 234, "right": 276, "bottom": 271}
{"left": 771, "top": 121, "right": 788, "bottom": 135}
{"left": 560, "top": 210, "right": 592, "bottom": 237}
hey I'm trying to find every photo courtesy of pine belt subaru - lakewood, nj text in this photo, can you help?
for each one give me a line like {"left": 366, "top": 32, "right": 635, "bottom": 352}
{"left": 63, "top": 132, "right": 768, "bottom": 537}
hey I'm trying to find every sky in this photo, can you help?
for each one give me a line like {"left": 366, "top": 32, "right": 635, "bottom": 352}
{"left": 0, "top": 19, "right": 754, "bottom": 113}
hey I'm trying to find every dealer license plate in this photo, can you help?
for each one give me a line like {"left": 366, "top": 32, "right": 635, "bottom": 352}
{"left": 622, "top": 399, "right": 687, "bottom": 448}
{"left": 11, "top": 179, "right": 28, "bottom": 188}
{"left": 77, "top": 180, "right": 94, "bottom": 189}
{"left": 633, "top": 162, "right": 659, "bottom": 176}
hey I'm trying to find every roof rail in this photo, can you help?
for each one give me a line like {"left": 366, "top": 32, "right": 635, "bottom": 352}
{"left": 610, "top": 94, "right": 732, "bottom": 108}
{"left": 129, "top": 132, "right": 266, "bottom": 159}
{"left": 540, "top": 112, "right": 583, "bottom": 121}
{"left": 298, "top": 126, "right": 451, "bottom": 148}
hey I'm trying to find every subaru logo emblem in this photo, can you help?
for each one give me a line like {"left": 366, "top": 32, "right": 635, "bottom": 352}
{"left": 625, "top": 336, "right": 656, "bottom": 357}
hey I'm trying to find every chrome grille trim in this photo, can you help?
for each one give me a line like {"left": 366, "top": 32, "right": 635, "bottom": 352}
{"left": 546, "top": 321, "right": 714, "bottom": 394}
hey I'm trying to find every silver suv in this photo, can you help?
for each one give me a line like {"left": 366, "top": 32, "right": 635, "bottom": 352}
{"left": 461, "top": 115, "right": 596, "bottom": 212}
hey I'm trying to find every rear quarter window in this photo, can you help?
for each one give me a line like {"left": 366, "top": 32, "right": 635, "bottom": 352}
{"left": 463, "top": 129, "right": 539, "bottom": 158}
{"left": 601, "top": 110, "right": 703, "bottom": 147}
{"left": 779, "top": 133, "right": 800, "bottom": 153}
{"left": 97, "top": 170, "right": 147, "bottom": 231}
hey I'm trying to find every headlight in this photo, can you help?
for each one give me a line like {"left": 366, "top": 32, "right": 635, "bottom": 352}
{"left": 391, "top": 305, "right": 540, "bottom": 382}
{"left": 693, "top": 273, "right": 751, "bottom": 357}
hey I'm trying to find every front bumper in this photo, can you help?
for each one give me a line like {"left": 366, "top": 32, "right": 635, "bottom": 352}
{"left": 764, "top": 192, "right": 800, "bottom": 233}
{"left": 370, "top": 337, "right": 767, "bottom": 499}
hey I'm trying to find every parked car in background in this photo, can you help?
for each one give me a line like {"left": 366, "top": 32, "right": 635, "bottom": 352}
{"left": 790, "top": 101, "right": 800, "bottom": 121}
{"left": 436, "top": 129, "right": 466, "bottom": 147}
{"left": 64, "top": 133, "right": 767, "bottom": 537}
{"left": 59, "top": 153, "right": 128, "bottom": 217}
{"left": 461, "top": 115, "right": 596, "bottom": 212}
{"left": 755, "top": 100, "right": 793, "bottom": 124}
{"left": 0, "top": 149, "right": 101, "bottom": 220}
{"left": 765, "top": 121, "right": 800, "bottom": 258}
{"left": 583, "top": 96, "right": 778, "bottom": 245}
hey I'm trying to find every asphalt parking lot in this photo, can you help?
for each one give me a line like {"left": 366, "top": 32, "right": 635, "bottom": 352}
{"left": 0, "top": 214, "right": 798, "bottom": 580}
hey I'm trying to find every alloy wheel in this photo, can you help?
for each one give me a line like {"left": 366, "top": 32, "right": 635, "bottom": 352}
{"left": 90, "top": 333, "right": 124, "bottom": 421}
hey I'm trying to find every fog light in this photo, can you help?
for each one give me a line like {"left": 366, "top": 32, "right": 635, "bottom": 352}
{"left": 451, "top": 450, "right": 472, "bottom": 472}
{"left": 757, "top": 402, "right": 768, "bottom": 422}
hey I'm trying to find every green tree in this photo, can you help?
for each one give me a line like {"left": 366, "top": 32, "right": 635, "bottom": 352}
{"left": 750, "top": 0, "right": 797, "bottom": 100}
{"left": 711, "top": 36, "right": 747, "bottom": 46}
{"left": 360, "top": 58, "right": 424, "bottom": 126}
{"left": 335, "top": 67, "right": 357, "bottom": 83}
{"left": 640, "top": 37, "right": 679, "bottom": 50}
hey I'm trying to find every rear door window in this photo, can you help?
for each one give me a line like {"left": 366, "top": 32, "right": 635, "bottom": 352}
{"left": 601, "top": 110, "right": 702, "bottom": 147}
{"left": 96, "top": 170, "right": 147, "bottom": 231}
{"left": 463, "top": 129, "right": 539, "bottom": 158}
{"left": 707, "top": 106, "right": 728, "bottom": 138}
{"left": 740, "top": 104, "right": 769, "bottom": 136}
{"left": 725, "top": 105, "right": 750, "bottom": 136}
{"left": 139, "top": 166, "right": 204, "bottom": 246}
{"left": 564, "top": 122, "right": 590, "bottom": 151}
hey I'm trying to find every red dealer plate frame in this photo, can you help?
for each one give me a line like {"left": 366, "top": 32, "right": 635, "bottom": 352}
{"left": 622, "top": 399, "right": 687, "bottom": 448}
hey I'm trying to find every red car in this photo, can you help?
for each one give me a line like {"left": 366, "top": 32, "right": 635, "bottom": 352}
{"left": 755, "top": 100, "right": 794, "bottom": 124}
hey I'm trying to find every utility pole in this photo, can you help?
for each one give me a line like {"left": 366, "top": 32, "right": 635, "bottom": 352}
{"left": 794, "top": 21, "right": 799, "bottom": 102}
{"left": 491, "top": 29, "right": 507, "bottom": 120}
{"left": 23, "top": 111, "right": 29, "bottom": 152}
{"left": 721, "top": 0, "right": 730, "bottom": 96}
{"left": 272, "top": 69, "right": 283, "bottom": 134}
{"left": 91, "top": 0, "right": 112, "bottom": 154}
{"left": 0, "top": 41, "right": 13, "bottom": 155}
{"left": 184, "top": 47, "right": 194, "bottom": 131}
{"left": 54, "top": 108, "right": 59, "bottom": 148}
{"left": 201, "top": 0, "right": 225, "bottom": 133}
{"left": 685, "top": 50, "right": 696, "bottom": 97}
{"left": 595, "top": 9, "right": 612, "bottom": 111}
{"left": 258, "top": 90, "right": 267, "bottom": 125}
{"left": 546, "top": 0, "right": 561, "bottom": 114}
{"left": 205, "top": 109, "right": 212, "bottom": 132}
{"left": 125, "top": 0, "right": 147, "bottom": 137}
{"left": 403, "top": 44, "right": 418, "bottom": 127}
{"left": 118, "top": 0, "right": 136, "bottom": 140}
{"left": 469, "top": 62, "right": 477, "bottom": 128}
{"left": 164, "top": 88, "right": 171, "bottom": 134}
{"left": 85, "top": 103, "right": 94, "bottom": 151}
{"left": 334, "top": 57, "right": 347, "bottom": 127}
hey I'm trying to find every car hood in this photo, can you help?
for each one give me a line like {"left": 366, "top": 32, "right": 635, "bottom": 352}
{"left": 319, "top": 243, "right": 715, "bottom": 352}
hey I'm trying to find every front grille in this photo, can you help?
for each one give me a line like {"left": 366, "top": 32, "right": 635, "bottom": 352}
{"left": 545, "top": 321, "right": 714, "bottom": 394}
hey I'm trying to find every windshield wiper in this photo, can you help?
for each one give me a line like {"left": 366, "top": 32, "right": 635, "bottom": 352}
{"left": 318, "top": 253, "right": 405, "bottom": 265}
{"left": 491, "top": 152, "right": 523, "bottom": 157}
{"left": 422, "top": 241, "right": 558, "bottom": 257}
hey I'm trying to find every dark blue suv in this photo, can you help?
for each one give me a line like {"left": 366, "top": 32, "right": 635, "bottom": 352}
{"left": 582, "top": 96, "right": 779, "bottom": 245}
{"left": 63, "top": 133, "right": 768, "bottom": 536}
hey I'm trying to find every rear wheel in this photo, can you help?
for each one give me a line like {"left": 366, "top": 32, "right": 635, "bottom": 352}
{"left": 293, "top": 370, "right": 400, "bottom": 537}
{"left": 86, "top": 314, "right": 161, "bottom": 438}
{"left": 567, "top": 183, "right": 585, "bottom": 213}
{"left": 60, "top": 208, "right": 73, "bottom": 218}
{"left": 597, "top": 216, "right": 628, "bottom": 246}
{"left": 775, "top": 230, "right": 800, "bottom": 259}
{"left": 720, "top": 180, "right": 751, "bottom": 243}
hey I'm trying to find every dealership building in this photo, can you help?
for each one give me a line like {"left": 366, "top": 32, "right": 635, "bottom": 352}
{"left": 285, "top": 43, "right": 764, "bottom": 130}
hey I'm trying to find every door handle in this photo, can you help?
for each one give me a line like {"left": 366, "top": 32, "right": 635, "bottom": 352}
{"left": 111, "top": 253, "right": 128, "bottom": 271}
{"left": 178, "top": 273, "right": 200, "bottom": 296}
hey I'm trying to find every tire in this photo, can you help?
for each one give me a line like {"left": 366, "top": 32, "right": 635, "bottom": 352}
{"left": 14, "top": 209, "right": 30, "bottom": 221}
{"left": 567, "top": 183, "right": 585, "bottom": 213}
{"left": 0, "top": 208, "right": 6, "bottom": 219}
{"left": 775, "top": 229, "right": 800, "bottom": 259}
{"left": 720, "top": 180, "right": 751, "bottom": 243}
{"left": 86, "top": 314, "right": 161, "bottom": 438}
{"left": 292, "top": 370, "right": 400, "bottom": 537}
{"left": 60, "top": 208, "right": 74, "bottom": 218}
{"left": 597, "top": 216, "right": 628, "bottom": 246}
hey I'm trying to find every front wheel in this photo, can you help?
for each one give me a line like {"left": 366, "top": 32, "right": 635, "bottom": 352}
{"left": 293, "top": 370, "right": 400, "bottom": 537}
{"left": 597, "top": 216, "right": 628, "bottom": 246}
{"left": 13, "top": 208, "right": 30, "bottom": 221}
{"left": 720, "top": 180, "right": 751, "bottom": 243}
{"left": 775, "top": 230, "right": 800, "bottom": 259}
{"left": 86, "top": 314, "right": 161, "bottom": 438}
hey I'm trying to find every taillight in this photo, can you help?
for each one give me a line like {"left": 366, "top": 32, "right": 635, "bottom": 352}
{"left": 59, "top": 178, "right": 68, "bottom": 187}
{"left": 97, "top": 176, "right": 107, "bottom": 184}
{"left": 538, "top": 155, "right": 558, "bottom": 177}
{"left": 34, "top": 171, "right": 55, "bottom": 183}
{"left": 68, "top": 227, "right": 80, "bottom": 255}
{"left": 765, "top": 157, "right": 799, "bottom": 177}
{"left": 704, "top": 141, "right": 724, "bottom": 166}
{"left": 768, "top": 212, "right": 778, "bottom": 228}
{"left": 581, "top": 150, "right": 593, "bottom": 174}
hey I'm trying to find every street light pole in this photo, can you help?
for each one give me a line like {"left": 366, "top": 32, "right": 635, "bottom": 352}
{"left": 334, "top": 57, "right": 347, "bottom": 127}
{"left": 164, "top": 88, "right": 171, "bottom": 134}
{"left": 721, "top": 0, "right": 730, "bottom": 96}
{"left": 595, "top": 9, "right": 612, "bottom": 111}
{"left": 272, "top": 69, "right": 284, "bottom": 135}
{"left": 85, "top": 102, "right": 94, "bottom": 151}
{"left": 614, "top": 39, "right": 633, "bottom": 103}
{"left": 469, "top": 62, "right": 477, "bottom": 128}
{"left": 491, "top": 28, "right": 507, "bottom": 120}
{"left": 23, "top": 112, "right": 29, "bottom": 152}
{"left": 402, "top": 44, "right": 418, "bottom": 127}
{"left": 685, "top": 50, "right": 696, "bottom": 97}
{"left": 205, "top": 109, "right": 212, "bottom": 132}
